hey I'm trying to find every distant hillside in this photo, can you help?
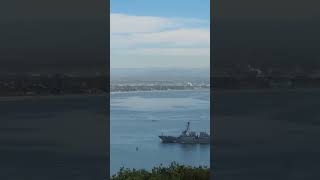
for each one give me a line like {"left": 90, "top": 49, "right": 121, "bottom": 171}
{"left": 111, "top": 68, "right": 210, "bottom": 82}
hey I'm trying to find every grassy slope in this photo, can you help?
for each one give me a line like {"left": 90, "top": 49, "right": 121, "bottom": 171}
{"left": 111, "top": 162, "right": 210, "bottom": 180}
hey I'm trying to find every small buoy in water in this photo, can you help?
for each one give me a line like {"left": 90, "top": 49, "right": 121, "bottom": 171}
{"left": 136, "top": 146, "right": 139, "bottom": 151}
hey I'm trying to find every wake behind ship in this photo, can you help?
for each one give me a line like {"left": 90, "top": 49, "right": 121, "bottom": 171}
{"left": 159, "top": 122, "right": 210, "bottom": 144}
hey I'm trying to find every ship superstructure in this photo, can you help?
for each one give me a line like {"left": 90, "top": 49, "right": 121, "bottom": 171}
{"left": 159, "top": 122, "right": 210, "bottom": 144}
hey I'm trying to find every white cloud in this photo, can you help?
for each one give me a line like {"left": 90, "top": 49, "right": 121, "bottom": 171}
{"left": 125, "top": 48, "right": 210, "bottom": 56}
{"left": 111, "top": 13, "right": 176, "bottom": 33}
{"left": 111, "top": 13, "right": 208, "bottom": 34}
{"left": 111, "top": 28, "right": 210, "bottom": 48}
{"left": 111, "top": 13, "right": 210, "bottom": 59}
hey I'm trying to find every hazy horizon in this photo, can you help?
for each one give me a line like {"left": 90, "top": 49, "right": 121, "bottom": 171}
{"left": 111, "top": 67, "right": 210, "bottom": 82}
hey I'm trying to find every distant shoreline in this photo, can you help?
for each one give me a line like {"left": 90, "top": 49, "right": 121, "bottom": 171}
{"left": 213, "top": 87, "right": 320, "bottom": 93}
{"left": 110, "top": 88, "right": 210, "bottom": 94}
{"left": 0, "top": 93, "right": 108, "bottom": 100}
{"left": 0, "top": 89, "right": 210, "bottom": 99}
{"left": 1, "top": 87, "right": 320, "bottom": 99}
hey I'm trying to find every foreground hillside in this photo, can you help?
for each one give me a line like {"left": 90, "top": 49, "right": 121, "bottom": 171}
{"left": 111, "top": 162, "right": 210, "bottom": 180}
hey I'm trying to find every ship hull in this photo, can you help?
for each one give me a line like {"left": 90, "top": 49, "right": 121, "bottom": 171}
{"left": 159, "top": 136, "right": 209, "bottom": 144}
{"left": 159, "top": 136, "right": 178, "bottom": 143}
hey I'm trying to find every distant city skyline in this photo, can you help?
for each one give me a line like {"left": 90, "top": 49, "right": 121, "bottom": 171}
{"left": 110, "top": 0, "right": 210, "bottom": 69}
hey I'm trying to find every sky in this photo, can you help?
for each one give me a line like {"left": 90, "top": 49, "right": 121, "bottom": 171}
{"left": 110, "top": 0, "right": 210, "bottom": 69}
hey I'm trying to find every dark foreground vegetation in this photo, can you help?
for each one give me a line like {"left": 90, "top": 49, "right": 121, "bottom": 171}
{"left": 111, "top": 162, "right": 210, "bottom": 180}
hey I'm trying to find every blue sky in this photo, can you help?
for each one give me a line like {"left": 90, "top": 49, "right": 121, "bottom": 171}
{"left": 111, "top": 0, "right": 210, "bottom": 20}
{"left": 111, "top": 0, "right": 210, "bottom": 69}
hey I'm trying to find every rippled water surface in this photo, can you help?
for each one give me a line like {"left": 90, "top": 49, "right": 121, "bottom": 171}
{"left": 110, "top": 90, "right": 210, "bottom": 175}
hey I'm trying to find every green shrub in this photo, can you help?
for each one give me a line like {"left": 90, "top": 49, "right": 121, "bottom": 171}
{"left": 111, "top": 162, "right": 210, "bottom": 180}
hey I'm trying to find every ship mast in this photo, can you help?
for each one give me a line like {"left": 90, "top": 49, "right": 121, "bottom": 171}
{"left": 185, "top": 121, "right": 190, "bottom": 133}
{"left": 182, "top": 122, "right": 190, "bottom": 135}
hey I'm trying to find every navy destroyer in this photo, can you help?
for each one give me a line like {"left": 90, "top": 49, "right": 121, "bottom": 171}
{"left": 159, "top": 122, "right": 210, "bottom": 144}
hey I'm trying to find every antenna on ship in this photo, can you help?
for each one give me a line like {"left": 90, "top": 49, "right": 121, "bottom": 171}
{"left": 186, "top": 121, "right": 190, "bottom": 132}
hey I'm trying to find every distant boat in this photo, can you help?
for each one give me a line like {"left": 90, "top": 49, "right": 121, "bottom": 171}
{"left": 159, "top": 122, "right": 210, "bottom": 144}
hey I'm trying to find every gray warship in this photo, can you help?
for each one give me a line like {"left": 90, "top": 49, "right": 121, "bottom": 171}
{"left": 159, "top": 122, "right": 210, "bottom": 144}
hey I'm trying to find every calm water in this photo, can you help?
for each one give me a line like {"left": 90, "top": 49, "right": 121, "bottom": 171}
{"left": 214, "top": 89, "right": 320, "bottom": 180}
{"left": 0, "top": 95, "right": 107, "bottom": 180}
{"left": 4, "top": 89, "right": 320, "bottom": 179}
{"left": 110, "top": 90, "right": 210, "bottom": 175}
